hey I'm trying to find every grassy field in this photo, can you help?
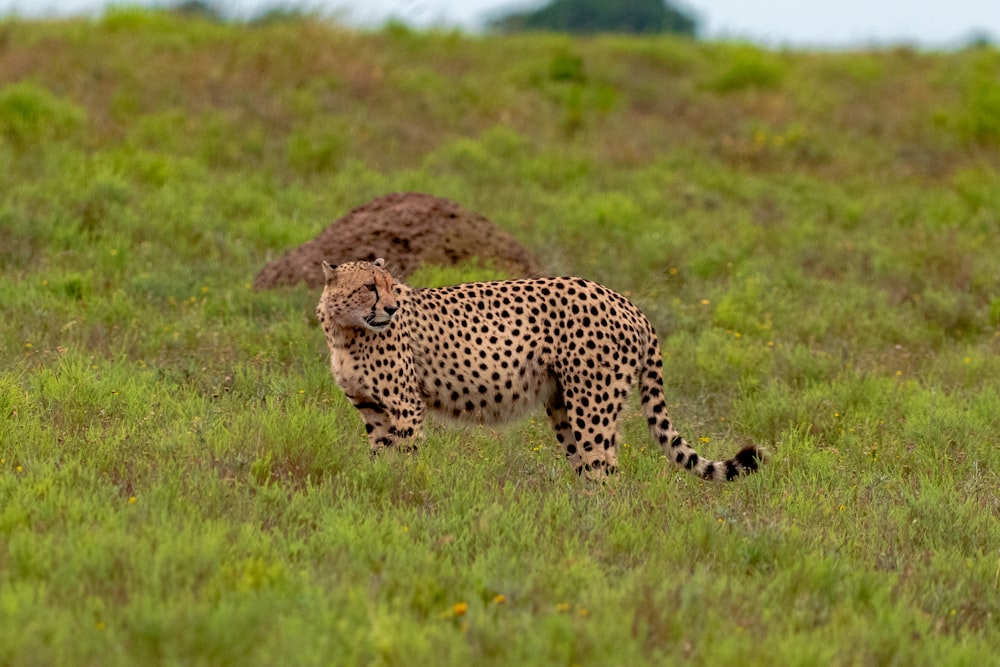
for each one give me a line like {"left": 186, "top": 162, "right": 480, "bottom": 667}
{"left": 2, "top": 8, "right": 1000, "bottom": 665}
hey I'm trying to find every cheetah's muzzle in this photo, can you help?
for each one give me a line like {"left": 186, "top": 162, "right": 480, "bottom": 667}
{"left": 363, "top": 315, "right": 393, "bottom": 333}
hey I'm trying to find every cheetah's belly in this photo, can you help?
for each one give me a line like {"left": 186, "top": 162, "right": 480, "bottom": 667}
{"left": 419, "top": 362, "right": 556, "bottom": 426}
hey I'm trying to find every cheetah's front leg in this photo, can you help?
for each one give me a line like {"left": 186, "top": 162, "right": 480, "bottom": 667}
{"left": 351, "top": 401, "right": 396, "bottom": 458}
{"left": 352, "top": 399, "right": 426, "bottom": 459}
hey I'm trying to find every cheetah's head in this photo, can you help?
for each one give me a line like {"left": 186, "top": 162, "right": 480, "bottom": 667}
{"left": 316, "top": 258, "right": 400, "bottom": 334}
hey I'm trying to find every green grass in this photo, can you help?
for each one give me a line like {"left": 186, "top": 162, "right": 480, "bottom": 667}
{"left": 2, "top": 9, "right": 1000, "bottom": 666}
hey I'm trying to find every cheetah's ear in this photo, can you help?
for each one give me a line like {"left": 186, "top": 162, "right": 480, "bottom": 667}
{"left": 321, "top": 261, "right": 338, "bottom": 282}
{"left": 373, "top": 258, "right": 385, "bottom": 268}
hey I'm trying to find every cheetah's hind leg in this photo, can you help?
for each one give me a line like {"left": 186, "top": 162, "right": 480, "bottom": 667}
{"left": 546, "top": 382, "right": 623, "bottom": 482}
{"left": 545, "top": 384, "right": 587, "bottom": 474}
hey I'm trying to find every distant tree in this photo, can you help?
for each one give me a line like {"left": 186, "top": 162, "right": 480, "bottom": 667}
{"left": 962, "top": 29, "right": 996, "bottom": 49}
{"left": 489, "top": 0, "right": 698, "bottom": 36}
{"left": 249, "top": 6, "right": 317, "bottom": 26}
{"left": 170, "top": 1, "right": 223, "bottom": 22}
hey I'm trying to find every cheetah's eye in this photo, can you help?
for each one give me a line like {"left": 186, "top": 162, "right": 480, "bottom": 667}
{"left": 366, "top": 283, "right": 377, "bottom": 292}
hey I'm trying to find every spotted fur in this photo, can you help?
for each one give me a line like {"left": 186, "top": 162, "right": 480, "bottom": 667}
{"left": 316, "top": 258, "right": 767, "bottom": 481}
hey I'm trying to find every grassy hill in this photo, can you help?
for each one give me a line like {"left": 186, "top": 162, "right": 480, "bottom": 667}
{"left": 1, "top": 8, "right": 999, "bottom": 665}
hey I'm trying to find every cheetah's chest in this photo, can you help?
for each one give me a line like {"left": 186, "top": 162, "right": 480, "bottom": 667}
{"left": 327, "top": 347, "right": 351, "bottom": 384}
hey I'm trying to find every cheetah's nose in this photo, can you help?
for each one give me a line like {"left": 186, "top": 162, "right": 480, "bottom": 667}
{"left": 383, "top": 305, "right": 399, "bottom": 317}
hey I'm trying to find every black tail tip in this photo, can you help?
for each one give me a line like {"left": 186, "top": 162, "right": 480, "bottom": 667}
{"left": 734, "top": 445, "right": 768, "bottom": 473}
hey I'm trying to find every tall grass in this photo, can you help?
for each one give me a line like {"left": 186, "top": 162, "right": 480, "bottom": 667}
{"left": 1, "top": 9, "right": 999, "bottom": 665}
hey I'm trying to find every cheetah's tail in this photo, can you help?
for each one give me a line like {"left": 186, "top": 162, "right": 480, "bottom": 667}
{"left": 639, "top": 331, "right": 768, "bottom": 481}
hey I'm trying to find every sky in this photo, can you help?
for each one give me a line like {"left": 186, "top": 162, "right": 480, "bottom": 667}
{"left": 2, "top": 0, "right": 999, "bottom": 49}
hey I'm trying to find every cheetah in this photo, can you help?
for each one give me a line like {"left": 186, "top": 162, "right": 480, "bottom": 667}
{"left": 316, "top": 258, "right": 767, "bottom": 481}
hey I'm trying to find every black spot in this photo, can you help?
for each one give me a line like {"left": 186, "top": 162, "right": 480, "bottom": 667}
{"left": 684, "top": 453, "right": 699, "bottom": 470}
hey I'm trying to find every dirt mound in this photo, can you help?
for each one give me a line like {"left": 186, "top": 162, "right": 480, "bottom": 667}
{"left": 253, "top": 192, "right": 544, "bottom": 290}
